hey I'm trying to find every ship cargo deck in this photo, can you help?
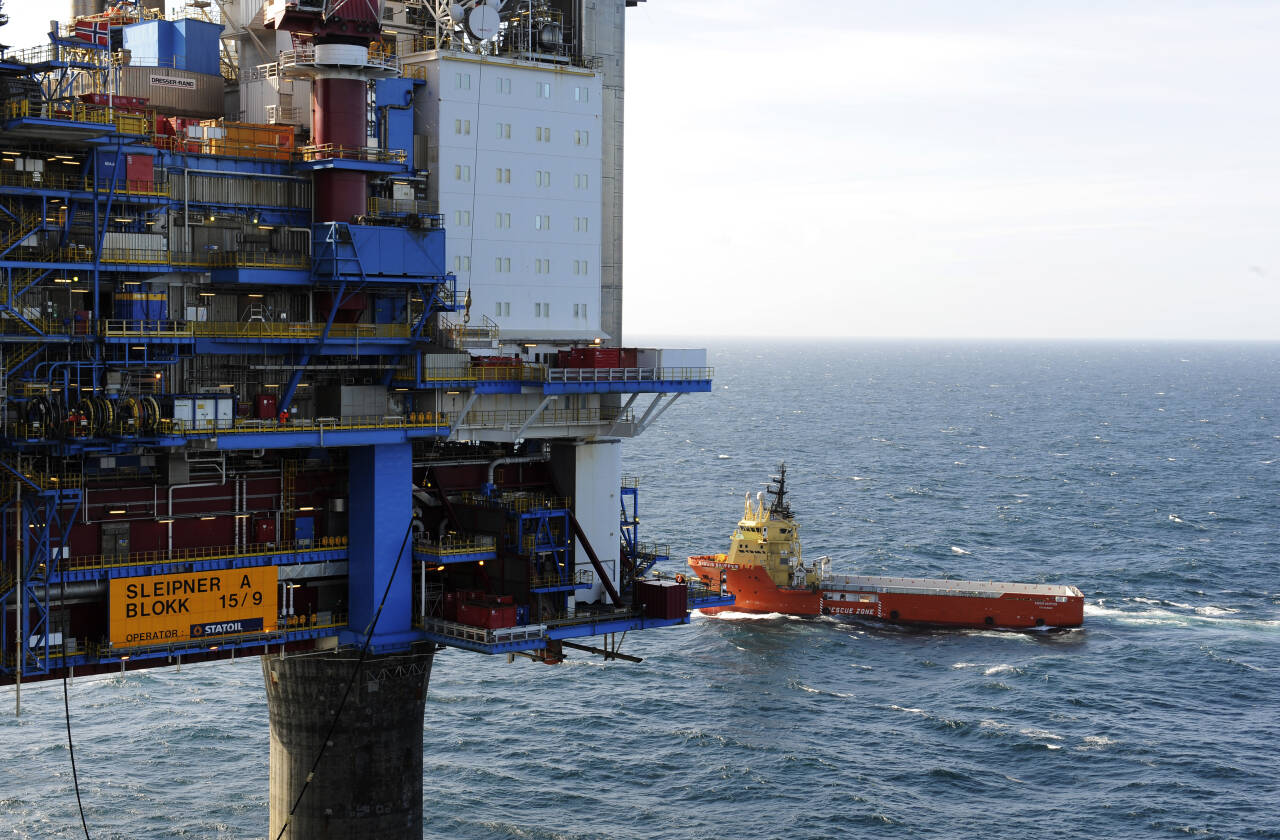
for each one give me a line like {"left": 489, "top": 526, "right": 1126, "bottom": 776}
{"left": 822, "top": 574, "right": 1082, "bottom": 600}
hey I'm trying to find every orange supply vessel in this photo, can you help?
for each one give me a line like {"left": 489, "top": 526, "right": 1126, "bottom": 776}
{"left": 689, "top": 465, "right": 1084, "bottom": 630}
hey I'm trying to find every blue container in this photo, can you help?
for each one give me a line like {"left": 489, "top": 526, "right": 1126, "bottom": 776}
{"left": 173, "top": 20, "right": 221, "bottom": 77}
{"left": 122, "top": 20, "right": 174, "bottom": 70}
{"left": 113, "top": 292, "right": 168, "bottom": 321}
{"left": 122, "top": 19, "right": 220, "bottom": 76}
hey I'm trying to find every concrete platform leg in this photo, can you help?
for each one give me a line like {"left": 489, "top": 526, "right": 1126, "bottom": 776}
{"left": 263, "top": 648, "right": 434, "bottom": 839}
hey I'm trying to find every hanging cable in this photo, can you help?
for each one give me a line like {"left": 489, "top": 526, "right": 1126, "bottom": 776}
{"left": 273, "top": 514, "right": 417, "bottom": 840}
{"left": 63, "top": 677, "right": 91, "bottom": 839}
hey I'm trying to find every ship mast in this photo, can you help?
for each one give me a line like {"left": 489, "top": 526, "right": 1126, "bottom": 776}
{"left": 767, "top": 463, "right": 793, "bottom": 519}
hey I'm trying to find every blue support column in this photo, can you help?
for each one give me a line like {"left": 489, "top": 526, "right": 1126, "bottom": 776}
{"left": 344, "top": 443, "right": 417, "bottom": 650}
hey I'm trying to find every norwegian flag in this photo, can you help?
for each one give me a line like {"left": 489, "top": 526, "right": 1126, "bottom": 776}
{"left": 74, "top": 20, "right": 111, "bottom": 48}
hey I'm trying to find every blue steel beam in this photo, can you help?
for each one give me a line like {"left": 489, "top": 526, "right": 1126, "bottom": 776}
{"left": 343, "top": 443, "right": 417, "bottom": 651}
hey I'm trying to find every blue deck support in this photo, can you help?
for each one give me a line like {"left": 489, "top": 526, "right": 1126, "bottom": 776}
{"left": 0, "top": 475, "right": 83, "bottom": 678}
{"left": 345, "top": 443, "right": 418, "bottom": 650}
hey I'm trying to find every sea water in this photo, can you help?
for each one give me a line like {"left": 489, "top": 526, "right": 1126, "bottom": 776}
{"left": 2, "top": 340, "right": 1278, "bottom": 839}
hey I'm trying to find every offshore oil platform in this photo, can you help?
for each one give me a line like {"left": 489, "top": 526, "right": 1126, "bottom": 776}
{"left": 0, "top": 0, "right": 727, "bottom": 835}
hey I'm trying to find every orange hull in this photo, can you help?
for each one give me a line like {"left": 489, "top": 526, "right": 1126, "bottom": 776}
{"left": 690, "top": 559, "right": 820, "bottom": 615}
{"left": 689, "top": 556, "right": 1084, "bottom": 629}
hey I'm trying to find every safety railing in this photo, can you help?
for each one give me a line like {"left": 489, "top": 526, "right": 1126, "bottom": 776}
{"left": 366, "top": 196, "right": 440, "bottom": 217}
{"left": 100, "top": 320, "right": 409, "bottom": 340}
{"left": 2, "top": 100, "right": 149, "bottom": 135}
{"left": 2, "top": 471, "right": 84, "bottom": 491}
{"left": 459, "top": 493, "right": 572, "bottom": 514}
{"left": 157, "top": 413, "right": 450, "bottom": 436}
{"left": 456, "top": 407, "right": 632, "bottom": 429}
{"left": 542, "top": 606, "right": 640, "bottom": 629}
{"left": 190, "top": 321, "right": 411, "bottom": 339}
{"left": 420, "top": 363, "right": 547, "bottom": 382}
{"left": 548, "top": 366, "right": 715, "bottom": 383}
{"left": 416, "top": 617, "right": 546, "bottom": 647}
{"left": 530, "top": 569, "right": 593, "bottom": 589}
{"left": 101, "top": 319, "right": 192, "bottom": 337}
{"left": 0, "top": 314, "right": 56, "bottom": 336}
{"left": 7, "top": 43, "right": 111, "bottom": 67}
{"left": 0, "top": 209, "right": 45, "bottom": 252}
{"left": 94, "top": 613, "right": 350, "bottom": 659}
{"left": 414, "top": 535, "right": 497, "bottom": 556}
{"left": 60, "top": 537, "right": 348, "bottom": 575}
{"left": 100, "top": 247, "right": 171, "bottom": 265}
{"left": 0, "top": 170, "right": 75, "bottom": 192}
{"left": 297, "top": 144, "right": 406, "bottom": 164}
{"left": 206, "top": 250, "right": 310, "bottom": 269}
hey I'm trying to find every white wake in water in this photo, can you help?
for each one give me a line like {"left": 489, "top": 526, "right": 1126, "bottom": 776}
{"left": 697, "top": 610, "right": 787, "bottom": 621}
{"left": 1085, "top": 602, "right": 1279, "bottom": 631}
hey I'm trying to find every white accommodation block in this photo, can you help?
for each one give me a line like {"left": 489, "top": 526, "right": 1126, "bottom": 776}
{"left": 409, "top": 52, "right": 604, "bottom": 342}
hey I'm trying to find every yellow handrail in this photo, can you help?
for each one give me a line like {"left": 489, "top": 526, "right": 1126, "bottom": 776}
{"left": 62, "top": 537, "right": 348, "bottom": 574}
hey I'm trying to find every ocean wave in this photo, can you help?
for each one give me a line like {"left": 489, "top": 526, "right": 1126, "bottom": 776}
{"left": 1084, "top": 603, "right": 1279, "bottom": 631}
{"left": 983, "top": 664, "right": 1023, "bottom": 677}
{"left": 791, "top": 681, "right": 855, "bottom": 699}
{"left": 1194, "top": 605, "right": 1239, "bottom": 617}
{"left": 699, "top": 610, "right": 786, "bottom": 621}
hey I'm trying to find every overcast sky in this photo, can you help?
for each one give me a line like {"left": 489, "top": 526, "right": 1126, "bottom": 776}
{"left": 4, "top": 2, "right": 1276, "bottom": 340}
{"left": 625, "top": 1, "right": 1279, "bottom": 340}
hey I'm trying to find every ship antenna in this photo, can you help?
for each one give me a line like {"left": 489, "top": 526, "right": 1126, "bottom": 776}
{"left": 767, "top": 462, "right": 793, "bottom": 519}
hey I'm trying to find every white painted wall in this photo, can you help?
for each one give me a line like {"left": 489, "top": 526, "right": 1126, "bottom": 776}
{"left": 569, "top": 439, "right": 621, "bottom": 606}
{"left": 413, "top": 53, "right": 604, "bottom": 340}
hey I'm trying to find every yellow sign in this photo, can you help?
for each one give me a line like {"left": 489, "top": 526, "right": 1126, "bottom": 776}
{"left": 109, "top": 567, "right": 278, "bottom": 648}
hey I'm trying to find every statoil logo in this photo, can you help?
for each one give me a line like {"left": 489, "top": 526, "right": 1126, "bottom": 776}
{"left": 190, "top": 618, "right": 264, "bottom": 637}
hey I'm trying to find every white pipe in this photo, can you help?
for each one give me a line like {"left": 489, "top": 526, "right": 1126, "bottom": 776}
{"left": 168, "top": 482, "right": 219, "bottom": 554}
{"left": 486, "top": 442, "right": 549, "bottom": 487}
{"left": 166, "top": 456, "right": 226, "bottom": 553}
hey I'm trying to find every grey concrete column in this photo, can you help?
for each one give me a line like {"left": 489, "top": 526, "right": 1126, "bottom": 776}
{"left": 263, "top": 648, "right": 434, "bottom": 839}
